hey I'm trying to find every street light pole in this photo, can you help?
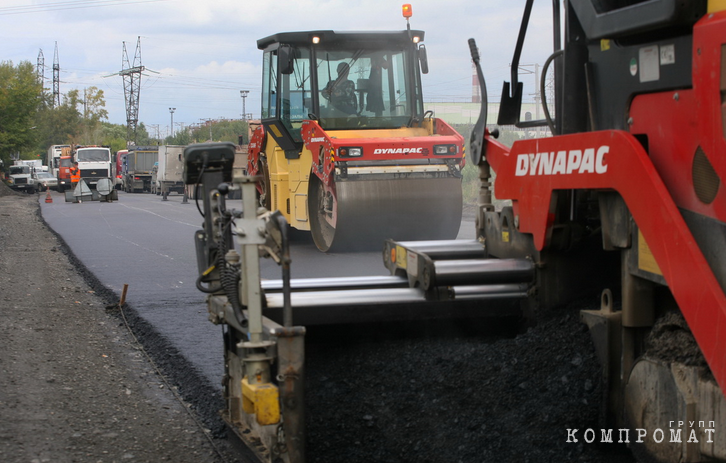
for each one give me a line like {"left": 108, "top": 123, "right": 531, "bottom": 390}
{"left": 169, "top": 107, "right": 176, "bottom": 138}
{"left": 240, "top": 90, "right": 249, "bottom": 120}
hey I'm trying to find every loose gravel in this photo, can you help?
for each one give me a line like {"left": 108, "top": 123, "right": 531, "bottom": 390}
{"left": 0, "top": 185, "right": 238, "bottom": 463}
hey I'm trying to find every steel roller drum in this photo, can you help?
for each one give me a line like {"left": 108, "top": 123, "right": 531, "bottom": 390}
{"left": 310, "top": 176, "right": 463, "bottom": 252}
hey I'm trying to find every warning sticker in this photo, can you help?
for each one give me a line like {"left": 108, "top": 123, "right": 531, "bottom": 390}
{"left": 639, "top": 45, "right": 660, "bottom": 83}
{"left": 407, "top": 250, "right": 419, "bottom": 277}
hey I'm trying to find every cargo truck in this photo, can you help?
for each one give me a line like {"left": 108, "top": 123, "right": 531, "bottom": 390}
{"left": 124, "top": 146, "right": 158, "bottom": 193}
{"left": 7, "top": 161, "right": 36, "bottom": 193}
{"left": 151, "top": 145, "right": 185, "bottom": 198}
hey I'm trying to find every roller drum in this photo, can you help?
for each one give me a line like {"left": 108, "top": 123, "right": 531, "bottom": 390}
{"left": 310, "top": 175, "right": 462, "bottom": 252}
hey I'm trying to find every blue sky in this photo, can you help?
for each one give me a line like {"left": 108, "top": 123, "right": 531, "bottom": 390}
{"left": 1, "top": 0, "right": 555, "bottom": 136}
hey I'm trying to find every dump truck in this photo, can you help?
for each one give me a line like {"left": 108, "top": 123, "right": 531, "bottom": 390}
{"left": 246, "top": 12, "right": 465, "bottom": 252}
{"left": 124, "top": 146, "right": 158, "bottom": 193}
{"left": 185, "top": 1, "right": 726, "bottom": 462}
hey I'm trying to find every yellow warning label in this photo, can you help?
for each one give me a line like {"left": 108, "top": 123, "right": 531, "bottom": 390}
{"left": 600, "top": 39, "right": 610, "bottom": 51}
{"left": 396, "top": 245, "right": 407, "bottom": 269}
{"left": 638, "top": 230, "right": 663, "bottom": 276}
{"left": 502, "top": 231, "right": 510, "bottom": 243}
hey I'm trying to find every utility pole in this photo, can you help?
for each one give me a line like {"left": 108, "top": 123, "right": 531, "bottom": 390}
{"left": 169, "top": 108, "right": 176, "bottom": 138}
{"left": 240, "top": 90, "right": 249, "bottom": 120}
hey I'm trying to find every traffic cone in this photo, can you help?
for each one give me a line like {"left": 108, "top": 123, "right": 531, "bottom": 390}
{"left": 45, "top": 187, "right": 53, "bottom": 203}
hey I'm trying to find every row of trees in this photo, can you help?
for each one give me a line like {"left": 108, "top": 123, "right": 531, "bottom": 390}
{"left": 0, "top": 60, "right": 248, "bottom": 170}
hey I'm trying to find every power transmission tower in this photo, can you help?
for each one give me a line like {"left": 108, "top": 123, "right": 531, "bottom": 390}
{"left": 36, "top": 49, "right": 44, "bottom": 86}
{"left": 120, "top": 37, "right": 144, "bottom": 144}
{"left": 52, "top": 42, "right": 60, "bottom": 107}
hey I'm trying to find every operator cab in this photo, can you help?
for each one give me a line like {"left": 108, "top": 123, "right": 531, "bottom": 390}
{"left": 256, "top": 30, "right": 429, "bottom": 151}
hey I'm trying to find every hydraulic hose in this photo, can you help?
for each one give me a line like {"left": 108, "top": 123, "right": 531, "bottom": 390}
{"left": 218, "top": 214, "right": 247, "bottom": 327}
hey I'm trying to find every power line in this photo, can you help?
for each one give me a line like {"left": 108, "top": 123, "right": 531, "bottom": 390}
{"left": 0, "top": 0, "right": 168, "bottom": 16}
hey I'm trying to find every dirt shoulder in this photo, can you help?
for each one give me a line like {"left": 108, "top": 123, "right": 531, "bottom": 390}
{"left": 0, "top": 188, "right": 234, "bottom": 463}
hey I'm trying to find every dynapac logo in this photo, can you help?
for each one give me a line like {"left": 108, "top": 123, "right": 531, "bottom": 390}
{"left": 373, "top": 147, "right": 423, "bottom": 155}
{"left": 310, "top": 137, "right": 326, "bottom": 143}
{"left": 515, "top": 146, "right": 609, "bottom": 176}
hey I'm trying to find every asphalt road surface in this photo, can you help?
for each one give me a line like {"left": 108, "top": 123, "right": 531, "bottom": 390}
{"left": 36, "top": 189, "right": 633, "bottom": 463}
{"left": 39, "top": 189, "right": 476, "bottom": 388}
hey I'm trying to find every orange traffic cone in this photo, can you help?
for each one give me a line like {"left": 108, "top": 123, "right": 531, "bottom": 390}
{"left": 45, "top": 188, "right": 53, "bottom": 203}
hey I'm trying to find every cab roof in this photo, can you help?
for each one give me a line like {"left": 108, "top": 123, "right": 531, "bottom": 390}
{"left": 257, "top": 30, "right": 425, "bottom": 50}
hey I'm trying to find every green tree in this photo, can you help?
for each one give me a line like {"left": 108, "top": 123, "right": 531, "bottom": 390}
{"left": 166, "top": 129, "right": 192, "bottom": 146}
{"left": 99, "top": 122, "right": 128, "bottom": 154}
{"left": 134, "top": 123, "right": 153, "bottom": 146}
{"left": 189, "top": 119, "right": 248, "bottom": 144}
{"left": 63, "top": 87, "right": 108, "bottom": 144}
{"left": 33, "top": 92, "right": 82, "bottom": 151}
{"left": 0, "top": 61, "right": 43, "bottom": 167}
{"left": 33, "top": 86, "right": 114, "bottom": 154}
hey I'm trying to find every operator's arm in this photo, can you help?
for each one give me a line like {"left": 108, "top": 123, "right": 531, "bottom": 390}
{"left": 321, "top": 81, "right": 334, "bottom": 100}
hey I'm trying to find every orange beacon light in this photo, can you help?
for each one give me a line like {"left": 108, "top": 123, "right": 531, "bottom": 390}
{"left": 402, "top": 4, "right": 412, "bottom": 18}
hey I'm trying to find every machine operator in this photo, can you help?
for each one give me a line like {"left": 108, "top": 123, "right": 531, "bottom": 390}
{"left": 322, "top": 62, "right": 357, "bottom": 115}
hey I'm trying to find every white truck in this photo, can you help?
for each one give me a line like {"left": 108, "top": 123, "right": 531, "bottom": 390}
{"left": 7, "top": 161, "right": 37, "bottom": 193}
{"left": 64, "top": 146, "right": 117, "bottom": 202}
{"left": 151, "top": 145, "right": 186, "bottom": 198}
{"left": 75, "top": 146, "right": 114, "bottom": 188}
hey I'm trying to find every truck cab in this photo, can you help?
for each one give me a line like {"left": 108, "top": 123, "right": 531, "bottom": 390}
{"left": 75, "top": 146, "right": 113, "bottom": 189}
{"left": 57, "top": 156, "right": 73, "bottom": 192}
{"left": 7, "top": 164, "right": 35, "bottom": 193}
